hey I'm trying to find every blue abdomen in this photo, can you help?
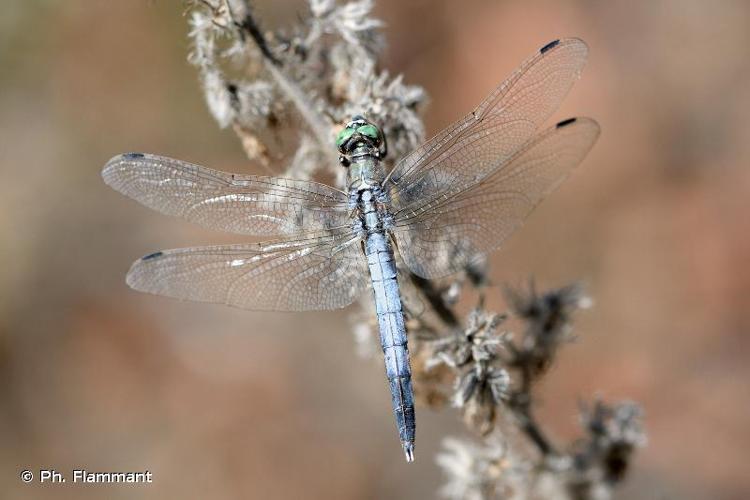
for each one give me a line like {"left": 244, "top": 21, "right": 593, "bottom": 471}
{"left": 365, "top": 230, "right": 416, "bottom": 461}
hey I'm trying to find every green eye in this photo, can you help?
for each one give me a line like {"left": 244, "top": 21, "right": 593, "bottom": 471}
{"left": 335, "top": 127, "right": 355, "bottom": 147}
{"left": 357, "top": 124, "right": 380, "bottom": 139}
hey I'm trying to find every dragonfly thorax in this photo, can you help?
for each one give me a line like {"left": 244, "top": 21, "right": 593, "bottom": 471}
{"left": 345, "top": 144, "right": 387, "bottom": 192}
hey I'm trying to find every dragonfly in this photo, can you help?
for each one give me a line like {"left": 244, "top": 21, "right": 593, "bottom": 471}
{"left": 102, "top": 38, "right": 599, "bottom": 462}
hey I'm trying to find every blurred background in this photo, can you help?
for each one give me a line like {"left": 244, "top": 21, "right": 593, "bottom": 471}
{"left": 1, "top": 1, "right": 749, "bottom": 498}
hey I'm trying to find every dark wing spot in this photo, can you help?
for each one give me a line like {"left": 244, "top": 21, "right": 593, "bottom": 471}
{"left": 556, "top": 117, "right": 577, "bottom": 128}
{"left": 141, "top": 251, "right": 164, "bottom": 261}
{"left": 123, "top": 152, "right": 145, "bottom": 160}
{"left": 540, "top": 39, "right": 560, "bottom": 54}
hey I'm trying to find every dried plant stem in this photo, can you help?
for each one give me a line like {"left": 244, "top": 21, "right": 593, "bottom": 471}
{"left": 509, "top": 380, "right": 557, "bottom": 457}
{"left": 410, "top": 273, "right": 461, "bottom": 329}
{"left": 226, "top": 0, "right": 282, "bottom": 66}
{"left": 228, "top": 2, "right": 336, "bottom": 159}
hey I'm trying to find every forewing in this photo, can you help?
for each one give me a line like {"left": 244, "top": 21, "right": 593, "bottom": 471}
{"left": 392, "top": 118, "right": 600, "bottom": 279}
{"left": 102, "top": 153, "right": 350, "bottom": 236}
{"left": 387, "top": 38, "right": 589, "bottom": 212}
{"left": 126, "top": 228, "right": 368, "bottom": 311}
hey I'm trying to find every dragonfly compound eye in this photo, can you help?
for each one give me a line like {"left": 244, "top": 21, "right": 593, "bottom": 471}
{"left": 335, "top": 126, "right": 356, "bottom": 150}
{"left": 357, "top": 124, "right": 381, "bottom": 141}
{"left": 336, "top": 119, "right": 384, "bottom": 156}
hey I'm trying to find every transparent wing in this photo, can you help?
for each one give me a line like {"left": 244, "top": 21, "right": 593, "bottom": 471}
{"left": 102, "top": 153, "right": 350, "bottom": 236}
{"left": 386, "top": 38, "right": 589, "bottom": 213}
{"left": 392, "top": 117, "right": 600, "bottom": 279}
{"left": 126, "top": 227, "right": 368, "bottom": 311}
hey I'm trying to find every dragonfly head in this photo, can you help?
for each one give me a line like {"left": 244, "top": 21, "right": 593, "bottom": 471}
{"left": 336, "top": 115, "right": 387, "bottom": 165}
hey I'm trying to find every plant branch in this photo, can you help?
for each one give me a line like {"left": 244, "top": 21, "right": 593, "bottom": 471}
{"left": 410, "top": 273, "right": 461, "bottom": 329}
